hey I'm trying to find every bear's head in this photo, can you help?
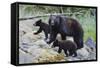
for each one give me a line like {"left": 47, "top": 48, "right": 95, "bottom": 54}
{"left": 49, "top": 15, "right": 61, "bottom": 29}
{"left": 52, "top": 40, "right": 60, "bottom": 48}
{"left": 47, "top": 15, "right": 61, "bottom": 44}
{"left": 33, "top": 19, "right": 42, "bottom": 26}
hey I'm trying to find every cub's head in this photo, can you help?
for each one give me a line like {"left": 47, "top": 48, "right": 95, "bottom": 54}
{"left": 33, "top": 19, "right": 42, "bottom": 26}
{"left": 52, "top": 40, "right": 60, "bottom": 48}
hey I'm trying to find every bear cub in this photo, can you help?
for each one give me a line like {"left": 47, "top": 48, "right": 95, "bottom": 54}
{"left": 33, "top": 19, "right": 50, "bottom": 40}
{"left": 52, "top": 40, "right": 77, "bottom": 57}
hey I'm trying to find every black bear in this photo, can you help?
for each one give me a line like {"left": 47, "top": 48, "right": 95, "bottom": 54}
{"left": 47, "top": 15, "right": 84, "bottom": 49}
{"left": 52, "top": 40, "right": 77, "bottom": 57}
{"left": 33, "top": 19, "right": 50, "bottom": 40}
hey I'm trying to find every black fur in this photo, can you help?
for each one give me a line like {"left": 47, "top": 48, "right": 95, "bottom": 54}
{"left": 52, "top": 40, "right": 77, "bottom": 57}
{"left": 47, "top": 15, "right": 84, "bottom": 49}
{"left": 33, "top": 19, "right": 50, "bottom": 40}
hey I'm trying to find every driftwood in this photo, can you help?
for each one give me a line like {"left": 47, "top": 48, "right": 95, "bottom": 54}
{"left": 19, "top": 12, "right": 83, "bottom": 21}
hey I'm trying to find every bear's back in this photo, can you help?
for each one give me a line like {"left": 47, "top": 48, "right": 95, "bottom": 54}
{"left": 59, "top": 40, "right": 77, "bottom": 50}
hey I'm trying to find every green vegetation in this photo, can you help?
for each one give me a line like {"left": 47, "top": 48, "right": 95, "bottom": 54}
{"left": 19, "top": 5, "right": 96, "bottom": 42}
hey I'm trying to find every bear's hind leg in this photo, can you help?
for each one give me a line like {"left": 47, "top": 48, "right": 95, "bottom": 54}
{"left": 74, "top": 37, "right": 83, "bottom": 49}
{"left": 73, "top": 51, "right": 77, "bottom": 57}
{"left": 64, "top": 50, "right": 68, "bottom": 57}
{"left": 69, "top": 50, "right": 74, "bottom": 56}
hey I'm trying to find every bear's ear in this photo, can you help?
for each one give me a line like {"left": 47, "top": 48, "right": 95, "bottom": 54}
{"left": 39, "top": 19, "right": 42, "bottom": 22}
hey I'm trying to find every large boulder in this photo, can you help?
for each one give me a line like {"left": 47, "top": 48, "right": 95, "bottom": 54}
{"left": 19, "top": 45, "right": 65, "bottom": 63}
{"left": 19, "top": 49, "right": 34, "bottom": 64}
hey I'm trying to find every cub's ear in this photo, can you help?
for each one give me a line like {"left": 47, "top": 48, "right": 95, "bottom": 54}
{"left": 39, "top": 19, "right": 42, "bottom": 22}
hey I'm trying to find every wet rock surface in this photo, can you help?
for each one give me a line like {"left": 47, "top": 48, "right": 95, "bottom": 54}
{"left": 19, "top": 20, "right": 96, "bottom": 64}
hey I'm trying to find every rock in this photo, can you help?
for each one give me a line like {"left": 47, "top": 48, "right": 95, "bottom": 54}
{"left": 85, "top": 37, "right": 96, "bottom": 50}
{"left": 19, "top": 45, "right": 64, "bottom": 63}
{"left": 37, "top": 49, "right": 65, "bottom": 63}
{"left": 19, "top": 30, "right": 26, "bottom": 37}
{"left": 19, "top": 20, "right": 66, "bottom": 63}
{"left": 66, "top": 37, "right": 74, "bottom": 42}
{"left": 19, "top": 19, "right": 96, "bottom": 63}
{"left": 20, "top": 31, "right": 42, "bottom": 45}
{"left": 19, "top": 19, "right": 36, "bottom": 33}
{"left": 56, "top": 34, "right": 74, "bottom": 42}
{"left": 84, "top": 44, "right": 96, "bottom": 60}
{"left": 19, "top": 49, "right": 34, "bottom": 64}
{"left": 66, "top": 57, "right": 80, "bottom": 61}
{"left": 26, "top": 46, "right": 65, "bottom": 63}
{"left": 76, "top": 47, "right": 89, "bottom": 59}
{"left": 34, "top": 40, "right": 50, "bottom": 48}
{"left": 52, "top": 47, "right": 59, "bottom": 52}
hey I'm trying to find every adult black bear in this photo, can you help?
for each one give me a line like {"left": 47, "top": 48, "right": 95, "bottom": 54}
{"left": 52, "top": 40, "right": 77, "bottom": 57}
{"left": 47, "top": 15, "right": 84, "bottom": 49}
{"left": 33, "top": 19, "right": 50, "bottom": 40}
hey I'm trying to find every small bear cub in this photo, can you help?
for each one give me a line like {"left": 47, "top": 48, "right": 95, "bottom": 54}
{"left": 52, "top": 40, "right": 77, "bottom": 57}
{"left": 33, "top": 19, "right": 50, "bottom": 40}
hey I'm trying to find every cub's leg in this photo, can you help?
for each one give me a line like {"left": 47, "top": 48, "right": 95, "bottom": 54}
{"left": 69, "top": 50, "right": 74, "bottom": 56}
{"left": 64, "top": 50, "right": 68, "bottom": 57}
{"left": 73, "top": 51, "right": 77, "bottom": 57}
{"left": 58, "top": 47, "right": 62, "bottom": 53}
{"left": 34, "top": 27, "right": 42, "bottom": 34}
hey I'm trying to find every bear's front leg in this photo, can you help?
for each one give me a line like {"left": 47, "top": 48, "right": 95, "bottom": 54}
{"left": 61, "top": 34, "right": 66, "bottom": 40}
{"left": 44, "top": 32, "right": 48, "bottom": 40}
{"left": 34, "top": 28, "right": 42, "bottom": 35}
{"left": 47, "top": 32, "right": 57, "bottom": 44}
